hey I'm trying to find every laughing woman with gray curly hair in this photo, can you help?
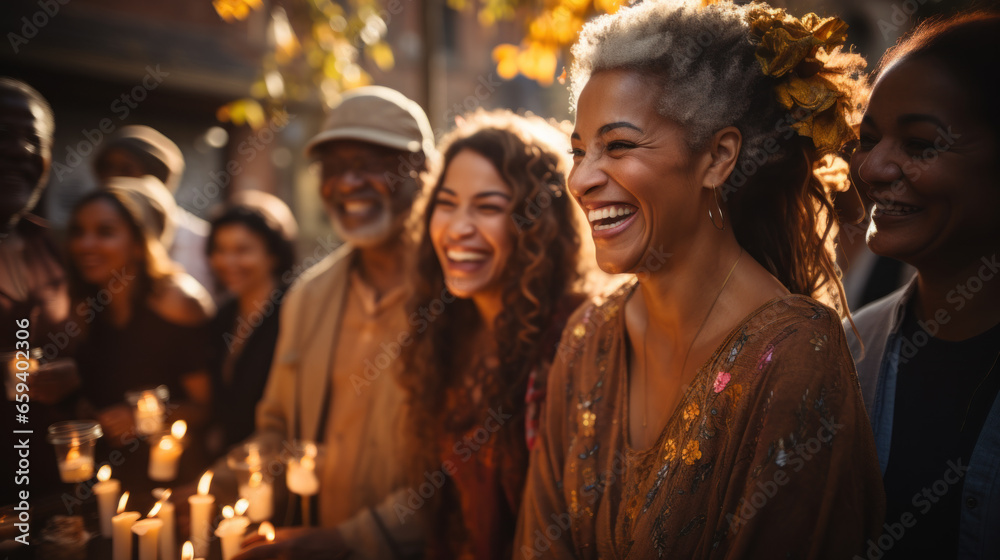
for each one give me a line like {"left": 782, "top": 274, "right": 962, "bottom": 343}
{"left": 516, "top": 0, "right": 885, "bottom": 558}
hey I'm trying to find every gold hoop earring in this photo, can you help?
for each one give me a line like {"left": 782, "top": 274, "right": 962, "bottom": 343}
{"left": 708, "top": 184, "right": 725, "bottom": 230}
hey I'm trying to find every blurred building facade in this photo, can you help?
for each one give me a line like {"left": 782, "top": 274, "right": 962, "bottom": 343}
{"left": 0, "top": 0, "right": 984, "bottom": 258}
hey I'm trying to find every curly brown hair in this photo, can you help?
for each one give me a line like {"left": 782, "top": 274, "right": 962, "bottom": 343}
{"left": 399, "top": 109, "right": 583, "bottom": 551}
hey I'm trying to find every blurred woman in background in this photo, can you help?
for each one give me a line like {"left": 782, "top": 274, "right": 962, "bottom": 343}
{"left": 93, "top": 125, "right": 215, "bottom": 295}
{"left": 68, "top": 177, "right": 213, "bottom": 464}
{"left": 205, "top": 190, "right": 298, "bottom": 458}
{"left": 848, "top": 13, "right": 1000, "bottom": 559}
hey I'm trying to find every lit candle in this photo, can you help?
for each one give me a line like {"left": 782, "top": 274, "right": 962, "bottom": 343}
{"left": 258, "top": 521, "right": 275, "bottom": 542}
{"left": 135, "top": 391, "right": 165, "bottom": 436}
{"left": 132, "top": 503, "right": 164, "bottom": 560}
{"left": 112, "top": 492, "right": 140, "bottom": 560}
{"left": 188, "top": 471, "right": 215, "bottom": 559}
{"left": 286, "top": 442, "right": 320, "bottom": 496}
{"left": 148, "top": 421, "right": 186, "bottom": 481}
{"left": 214, "top": 501, "right": 250, "bottom": 560}
{"left": 182, "top": 540, "right": 204, "bottom": 560}
{"left": 152, "top": 488, "right": 175, "bottom": 560}
{"left": 58, "top": 442, "right": 95, "bottom": 483}
{"left": 93, "top": 465, "right": 121, "bottom": 538}
{"left": 238, "top": 470, "right": 274, "bottom": 522}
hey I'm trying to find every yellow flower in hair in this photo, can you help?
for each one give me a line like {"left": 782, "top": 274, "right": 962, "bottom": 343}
{"left": 745, "top": 6, "right": 856, "bottom": 154}
{"left": 807, "top": 102, "right": 855, "bottom": 155}
{"left": 749, "top": 7, "right": 848, "bottom": 78}
{"left": 775, "top": 74, "right": 840, "bottom": 114}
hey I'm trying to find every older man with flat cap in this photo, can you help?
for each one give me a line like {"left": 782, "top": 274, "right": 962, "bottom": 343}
{"left": 233, "top": 86, "right": 432, "bottom": 559}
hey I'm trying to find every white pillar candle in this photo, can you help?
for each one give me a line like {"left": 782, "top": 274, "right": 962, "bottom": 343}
{"left": 93, "top": 465, "right": 120, "bottom": 538}
{"left": 238, "top": 471, "right": 274, "bottom": 522}
{"left": 112, "top": 491, "right": 138, "bottom": 560}
{"left": 152, "top": 489, "right": 176, "bottom": 560}
{"left": 149, "top": 437, "right": 182, "bottom": 481}
{"left": 132, "top": 518, "right": 164, "bottom": 560}
{"left": 149, "top": 421, "right": 186, "bottom": 482}
{"left": 214, "top": 505, "right": 250, "bottom": 560}
{"left": 188, "top": 471, "right": 215, "bottom": 559}
{"left": 135, "top": 392, "right": 165, "bottom": 436}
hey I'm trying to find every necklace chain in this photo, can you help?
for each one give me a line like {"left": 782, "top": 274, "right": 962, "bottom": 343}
{"left": 641, "top": 248, "right": 744, "bottom": 429}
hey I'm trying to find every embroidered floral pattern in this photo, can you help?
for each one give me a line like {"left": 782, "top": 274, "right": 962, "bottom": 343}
{"left": 682, "top": 440, "right": 702, "bottom": 465}
{"left": 713, "top": 371, "right": 732, "bottom": 393}
{"left": 549, "top": 286, "right": 871, "bottom": 557}
{"left": 682, "top": 402, "right": 700, "bottom": 430}
{"left": 663, "top": 438, "right": 678, "bottom": 462}
{"left": 757, "top": 345, "right": 774, "bottom": 371}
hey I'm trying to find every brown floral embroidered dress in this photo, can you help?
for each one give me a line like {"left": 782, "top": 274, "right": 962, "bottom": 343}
{"left": 516, "top": 281, "right": 885, "bottom": 559}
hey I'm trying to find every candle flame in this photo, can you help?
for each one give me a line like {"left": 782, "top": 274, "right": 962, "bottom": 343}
{"left": 182, "top": 541, "right": 194, "bottom": 560}
{"left": 157, "top": 488, "right": 172, "bottom": 502}
{"left": 222, "top": 505, "right": 234, "bottom": 519}
{"left": 171, "top": 420, "right": 187, "bottom": 439}
{"left": 197, "top": 470, "right": 213, "bottom": 495}
{"left": 66, "top": 446, "right": 80, "bottom": 461}
{"left": 304, "top": 442, "right": 318, "bottom": 457}
{"left": 235, "top": 498, "right": 249, "bottom": 516}
{"left": 97, "top": 465, "right": 111, "bottom": 482}
{"left": 148, "top": 501, "right": 162, "bottom": 517}
{"left": 159, "top": 436, "right": 176, "bottom": 451}
{"left": 258, "top": 521, "right": 275, "bottom": 542}
{"left": 117, "top": 491, "right": 129, "bottom": 514}
{"left": 249, "top": 470, "right": 263, "bottom": 487}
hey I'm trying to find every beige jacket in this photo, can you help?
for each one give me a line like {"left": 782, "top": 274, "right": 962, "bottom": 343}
{"left": 255, "top": 242, "right": 353, "bottom": 442}
{"left": 253, "top": 243, "right": 421, "bottom": 558}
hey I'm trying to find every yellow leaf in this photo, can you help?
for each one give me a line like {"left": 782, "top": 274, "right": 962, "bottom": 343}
{"left": 497, "top": 58, "right": 519, "bottom": 80}
{"left": 368, "top": 41, "right": 395, "bottom": 71}
{"left": 491, "top": 43, "right": 519, "bottom": 63}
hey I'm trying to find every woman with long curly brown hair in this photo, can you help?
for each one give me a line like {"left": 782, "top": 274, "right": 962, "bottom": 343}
{"left": 515, "top": 0, "right": 884, "bottom": 558}
{"left": 399, "top": 109, "right": 587, "bottom": 559}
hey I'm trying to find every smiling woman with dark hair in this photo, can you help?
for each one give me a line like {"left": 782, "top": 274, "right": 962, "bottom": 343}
{"left": 515, "top": 0, "right": 884, "bottom": 557}
{"left": 398, "top": 109, "right": 588, "bottom": 560}
{"left": 67, "top": 180, "right": 214, "bottom": 453}
{"left": 205, "top": 190, "right": 298, "bottom": 456}
{"left": 847, "top": 12, "right": 1000, "bottom": 559}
